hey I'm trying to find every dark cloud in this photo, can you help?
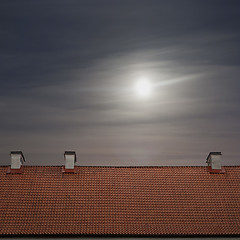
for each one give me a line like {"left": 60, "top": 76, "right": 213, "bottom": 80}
{"left": 0, "top": 0, "right": 240, "bottom": 166}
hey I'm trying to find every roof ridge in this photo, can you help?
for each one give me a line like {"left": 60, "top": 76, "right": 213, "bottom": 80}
{"left": 1, "top": 165, "right": 240, "bottom": 168}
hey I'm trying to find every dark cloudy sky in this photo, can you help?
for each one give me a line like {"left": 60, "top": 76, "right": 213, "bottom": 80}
{"left": 1, "top": 0, "right": 240, "bottom": 166}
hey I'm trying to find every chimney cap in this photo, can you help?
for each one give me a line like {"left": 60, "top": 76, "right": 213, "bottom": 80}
{"left": 10, "top": 151, "right": 25, "bottom": 162}
{"left": 206, "top": 152, "right": 222, "bottom": 162}
{"left": 64, "top": 151, "right": 77, "bottom": 163}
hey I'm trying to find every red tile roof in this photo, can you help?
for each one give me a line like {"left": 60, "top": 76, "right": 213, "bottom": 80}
{"left": 0, "top": 166, "right": 240, "bottom": 236}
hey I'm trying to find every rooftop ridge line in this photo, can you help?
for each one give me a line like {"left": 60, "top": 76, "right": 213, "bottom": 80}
{"left": 1, "top": 165, "right": 240, "bottom": 168}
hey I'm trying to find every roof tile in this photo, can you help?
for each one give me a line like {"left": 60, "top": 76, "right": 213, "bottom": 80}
{"left": 0, "top": 166, "right": 240, "bottom": 236}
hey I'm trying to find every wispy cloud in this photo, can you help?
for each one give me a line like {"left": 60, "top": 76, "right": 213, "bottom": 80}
{"left": 0, "top": 1, "right": 240, "bottom": 166}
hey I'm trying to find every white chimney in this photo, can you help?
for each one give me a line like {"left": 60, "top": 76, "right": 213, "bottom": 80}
{"left": 10, "top": 151, "right": 25, "bottom": 169}
{"left": 206, "top": 152, "right": 224, "bottom": 173}
{"left": 64, "top": 151, "right": 76, "bottom": 170}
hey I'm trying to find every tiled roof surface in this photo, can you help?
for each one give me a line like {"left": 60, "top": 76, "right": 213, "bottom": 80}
{"left": 0, "top": 166, "right": 240, "bottom": 236}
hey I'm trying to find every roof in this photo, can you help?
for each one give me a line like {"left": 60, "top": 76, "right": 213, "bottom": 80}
{"left": 0, "top": 166, "right": 240, "bottom": 236}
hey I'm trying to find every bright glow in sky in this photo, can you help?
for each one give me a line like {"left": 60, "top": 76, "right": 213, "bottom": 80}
{"left": 134, "top": 79, "right": 152, "bottom": 97}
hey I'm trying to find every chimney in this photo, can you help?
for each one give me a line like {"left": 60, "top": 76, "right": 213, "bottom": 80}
{"left": 62, "top": 151, "right": 77, "bottom": 173}
{"left": 7, "top": 151, "right": 25, "bottom": 173}
{"left": 206, "top": 152, "right": 225, "bottom": 173}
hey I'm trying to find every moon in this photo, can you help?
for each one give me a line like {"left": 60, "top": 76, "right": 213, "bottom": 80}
{"left": 134, "top": 79, "right": 152, "bottom": 97}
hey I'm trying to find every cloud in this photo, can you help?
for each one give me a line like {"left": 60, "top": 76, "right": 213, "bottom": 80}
{"left": 0, "top": 1, "right": 240, "bottom": 166}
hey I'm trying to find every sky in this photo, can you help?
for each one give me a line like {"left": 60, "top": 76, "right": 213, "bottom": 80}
{"left": 0, "top": 0, "right": 240, "bottom": 166}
